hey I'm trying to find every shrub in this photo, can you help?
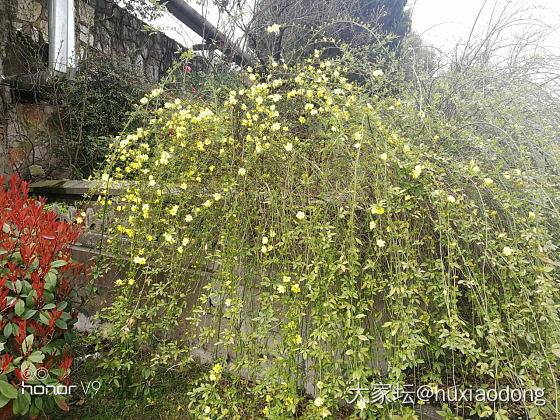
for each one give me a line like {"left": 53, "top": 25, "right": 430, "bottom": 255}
{"left": 51, "top": 52, "right": 150, "bottom": 178}
{"left": 98, "top": 54, "right": 559, "bottom": 419}
{"left": 0, "top": 175, "right": 92, "bottom": 418}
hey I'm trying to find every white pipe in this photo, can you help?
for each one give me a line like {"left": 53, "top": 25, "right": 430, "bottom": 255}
{"left": 48, "top": 0, "right": 76, "bottom": 75}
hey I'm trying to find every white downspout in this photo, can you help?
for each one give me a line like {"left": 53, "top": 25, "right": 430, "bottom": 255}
{"left": 47, "top": 0, "right": 76, "bottom": 75}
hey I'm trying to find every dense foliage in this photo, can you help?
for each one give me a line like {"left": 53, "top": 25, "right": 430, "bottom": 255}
{"left": 52, "top": 52, "right": 149, "bottom": 178}
{"left": 95, "top": 49, "right": 559, "bottom": 418}
{"left": 0, "top": 176, "right": 92, "bottom": 418}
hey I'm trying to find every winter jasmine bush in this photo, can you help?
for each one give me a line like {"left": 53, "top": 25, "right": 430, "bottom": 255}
{"left": 97, "top": 52, "right": 559, "bottom": 419}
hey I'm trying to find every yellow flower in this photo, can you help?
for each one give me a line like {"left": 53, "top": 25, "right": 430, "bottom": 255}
{"left": 282, "top": 275, "right": 291, "bottom": 283}
{"left": 299, "top": 116, "right": 306, "bottom": 123}
{"left": 356, "top": 399, "right": 367, "bottom": 410}
{"left": 291, "top": 283, "right": 301, "bottom": 293}
{"left": 484, "top": 177, "right": 493, "bottom": 185}
{"left": 371, "top": 205, "right": 385, "bottom": 215}
{"left": 296, "top": 211, "right": 305, "bottom": 220}
{"left": 411, "top": 165, "right": 423, "bottom": 179}
{"left": 272, "top": 122, "right": 281, "bottom": 131}
{"left": 293, "top": 335, "right": 302, "bottom": 345}
{"left": 284, "top": 142, "right": 293, "bottom": 151}
{"left": 169, "top": 204, "right": 179, "bottom": 216}
{"left": 212, "top": 364, "right": 222, "bottom": 374}
{"left": 503, "top": 246, "right": 513, "bottom": 256}
{"left": 529, "top": 211, "right": 536, "bottom": 219}
{"left": 266, "top": 24, "right": 281, "bottom": 34}
{"left": 379, "top": 152, "right": 387, "bottom": 161}
{"left": 185, "top": 214, "right": 193, "bottom": 222}
{"left": 446, "top": 195, "right": 456, "bottom": 203}
{"left": 133, "top": 256, "right": 146, "bottom": 265}
{"left": 238, "top": 168, "right": 246, "bottom": 176}
{"left": 314, "top": 396, "right": 324, "bottom": 407}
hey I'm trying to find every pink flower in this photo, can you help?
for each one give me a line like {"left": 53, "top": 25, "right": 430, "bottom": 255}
{"left": 185, "top": 65, "right": 191, "bottom": 72}
{"left": 191, "top": 87, "right": 196, "bottom": 93}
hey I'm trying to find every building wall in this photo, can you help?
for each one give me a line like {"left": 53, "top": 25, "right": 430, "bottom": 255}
{"left": 0, "top": 0, "right": 184, "bottom": 177}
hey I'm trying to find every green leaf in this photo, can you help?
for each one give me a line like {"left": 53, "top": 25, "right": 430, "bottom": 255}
{"left": 50, "top": 260, "right": 68, "bottom": 268}
{"left": 0, "top": 393, "right": 8, "bottom": 408}
{"left": 3, "top": 323, "right": 12, "bottom": 338}
{"left": 22, "top": 335, "right": 34, "bottom": 354}
{"left": 39, "top": 312, "right": 50, "bottom": 325}
{"left": 551, "top": 343, "right": 560, "bottom": 357}
{"left": 55, "top": 319, "right": 67, "bottom": 330}
{"left": 0, "top": 380, "right": 18, "bottom": 399}
{"left": 13, "top": 391, "right": 30, "bottom": 415}
{"left": 14, "top": 300, "right": 24, "bottom": 317}
{"left": 54, "top": 394, "right": 69, "bottom": 411}
{"left": 28, "top": 351, "right": 44, "bottom": 364}
{"left": 22, "top": 309, "right": 37, "bottom": 320}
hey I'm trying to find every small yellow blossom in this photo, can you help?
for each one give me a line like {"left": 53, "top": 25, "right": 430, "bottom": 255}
{"left": 296, "top": 211, "right": 305, "bottom": 220}
{"left": 133, "top": 256, "right": 146, "bottom": 265}
{"left": 411, "top": 165, "right": 423, "bottom": 179}
{"left": 484, "top": 177, "right": 493, "bottom": 185}
{"left": 371, "top": 205, "right": 385, "bottom": 215}
{"left": 314, "top": 396, "right": 324, "bottom": 407}
{"left": 291, "top": 283, "right": 301, "bottom": 293}
{"left": 284, "top": 142, "right": 293, "bottom": 152}
{"left": 357, "top": 399, "right": 367, "bottom": 410}
{"left": 266, "top": 24, "right": 281, "bottom": 34}
{"left": 293, "top": 335, "right": 302, "bottom": 345}
{"left": 238, "top": 168, "right": 246, "bottom": 176}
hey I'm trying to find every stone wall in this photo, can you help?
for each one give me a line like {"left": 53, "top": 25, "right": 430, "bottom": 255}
{"left": 0, "top": 0, "right": 185, "bottom": 177}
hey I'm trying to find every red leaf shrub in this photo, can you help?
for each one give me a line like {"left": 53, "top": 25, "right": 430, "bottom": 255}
{"left": 0, "top": 175, "right": 92, "bottom": 417}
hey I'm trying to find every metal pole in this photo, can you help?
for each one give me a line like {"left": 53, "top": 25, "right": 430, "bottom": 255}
{"left": 158, "top": 0, "right": 254, "bottom": 67}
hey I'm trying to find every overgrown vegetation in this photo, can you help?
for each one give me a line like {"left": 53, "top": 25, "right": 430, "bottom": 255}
{"left": 92, "top": 16, "right": 560, "bottom": 417}
{"left": 51, "top": 53, "right": 150, "bottom": 178}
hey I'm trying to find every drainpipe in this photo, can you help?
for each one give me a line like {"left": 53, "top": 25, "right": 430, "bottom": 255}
{"left": 158, "top": 0, "right": 254, "bottom": 67}
{"left": 47, "top": 0, "right": 76, "bottom": 76}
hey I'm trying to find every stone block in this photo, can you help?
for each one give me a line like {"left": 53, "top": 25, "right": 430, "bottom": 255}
{"left": 16, "top": 0, "right": 42, "bottom": 23}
